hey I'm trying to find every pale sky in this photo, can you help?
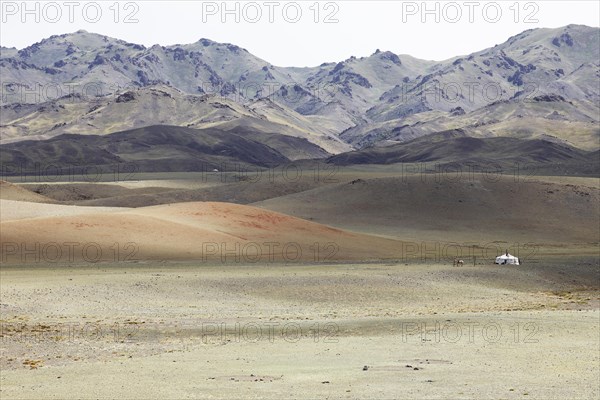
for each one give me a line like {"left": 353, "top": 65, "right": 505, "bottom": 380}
{"left": 1, "top": 1, "right": 599, "bottom": 67}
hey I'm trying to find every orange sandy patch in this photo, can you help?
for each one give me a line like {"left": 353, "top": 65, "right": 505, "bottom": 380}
{"left": 1, "top": 201, "right": 402, "bottom": 264}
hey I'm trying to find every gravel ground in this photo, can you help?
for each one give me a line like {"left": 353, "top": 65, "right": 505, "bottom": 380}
{"left": 1, "top": 262, "right": 598, "bottom": 399}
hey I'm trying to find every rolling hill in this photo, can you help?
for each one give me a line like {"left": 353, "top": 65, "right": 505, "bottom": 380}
{"left": 328, "top": 131, "right": 599, "bottom": 175}
{"left": 0, "top": 200, "right": 404, "bottom": 264}
{"left": 0, "top": 125, "right": 329, "bottom": 176}
{"left": 254, "top": 174, "right": 600, "bottom": 244}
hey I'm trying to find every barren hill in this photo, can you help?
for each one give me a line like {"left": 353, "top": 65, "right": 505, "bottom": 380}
{"left": 0, "top": 125, "right": 330, "bottom": 176}
{"left": 0, "top": 201, "right": 403, "bottom": 264}
{"left": 254, "top": 174, "right": 600, "bottom": 244}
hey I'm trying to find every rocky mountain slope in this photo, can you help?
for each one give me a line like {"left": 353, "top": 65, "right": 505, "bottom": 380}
{"left": 0, "top": 85, "right": 350, "bottom": 153}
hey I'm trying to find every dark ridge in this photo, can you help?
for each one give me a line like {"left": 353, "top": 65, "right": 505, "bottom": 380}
{"left": 0, "top": 125, "right": 329, "bottom": 176}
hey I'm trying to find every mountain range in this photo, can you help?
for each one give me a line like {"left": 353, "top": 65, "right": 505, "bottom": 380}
{"left": 0, "top": 25, "right": 598, "bottom": 171}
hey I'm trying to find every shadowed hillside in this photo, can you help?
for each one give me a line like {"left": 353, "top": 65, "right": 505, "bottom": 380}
{"left": 328, "top": 132, "right": 599, "bottom": 176}
{"left": 0, "top": 125, "right": 329, "bottom": 176}
{"left": 254, "top": 174, "right": 600, "bottom": 244}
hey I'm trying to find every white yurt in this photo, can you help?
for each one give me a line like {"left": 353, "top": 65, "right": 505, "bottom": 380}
{"left": 495, "top": 252, "right": 520, "bottom": 265}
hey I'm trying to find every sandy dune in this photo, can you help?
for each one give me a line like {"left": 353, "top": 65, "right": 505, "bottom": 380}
{"left": 0, "top": 180, "right": 55, "bottom": 203}
{"left": 0, "top": 200, "right": 128, "bottom": 222}
{"left": 0, "top": 201, "right": 403, "bottom": 264}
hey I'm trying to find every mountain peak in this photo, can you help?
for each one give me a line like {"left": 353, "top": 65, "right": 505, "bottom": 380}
{"left": 197, "top": 38, "right": 216, "bottom": 46}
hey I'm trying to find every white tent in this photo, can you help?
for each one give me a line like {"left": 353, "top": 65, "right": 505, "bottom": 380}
{"left": 495, "top": 252, "right": 520, "bottom": 265}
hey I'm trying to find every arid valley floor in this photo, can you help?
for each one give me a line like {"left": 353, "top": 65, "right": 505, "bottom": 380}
{"left": 0, "top": 169, "right": 598, "bottom": 399}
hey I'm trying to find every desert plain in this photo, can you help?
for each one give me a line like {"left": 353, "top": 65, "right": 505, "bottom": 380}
{"left": 0, "top": 168, "right": 598, "bottom": 399}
